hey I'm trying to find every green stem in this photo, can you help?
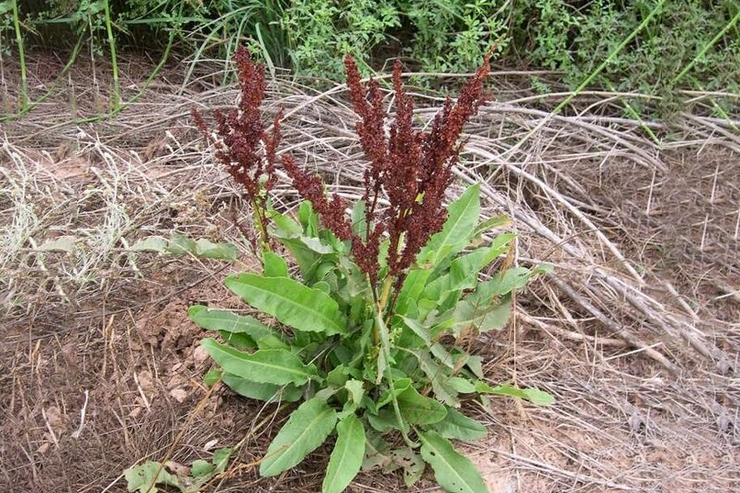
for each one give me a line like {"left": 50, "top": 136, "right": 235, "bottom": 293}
{"left": 10, "top": 0, "right": 27, "bottom": 113}
{"left": 251, "top": 196, "right": 272, "bottom": 253}
{"left": 671, "top": 9, "right": 740, "bottom": 87}
{"left": 102, "top": 0, "right": 120, "bottom": 113}
{"left": 374, "top": 313, "right": 415, "bottom": 449}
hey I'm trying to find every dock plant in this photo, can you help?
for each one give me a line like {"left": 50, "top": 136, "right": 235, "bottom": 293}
{"left": 190, "top": 47, "right": 551, "bottom": 493}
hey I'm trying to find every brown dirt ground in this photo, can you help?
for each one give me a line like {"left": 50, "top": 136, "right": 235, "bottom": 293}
{"left": 1, "top": 52, "right": 738, "bottom": 493}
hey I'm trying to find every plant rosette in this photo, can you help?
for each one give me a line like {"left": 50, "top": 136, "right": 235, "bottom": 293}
{"left": 189, "top": 46, "right": 553, "bottom": 493}
{"left": 190, "top": 187, "right": 552, "bottom": 493}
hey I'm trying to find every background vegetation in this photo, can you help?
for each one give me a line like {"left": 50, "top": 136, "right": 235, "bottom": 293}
{"left": 3, "top": 0, "right": 739, "bottom": 115}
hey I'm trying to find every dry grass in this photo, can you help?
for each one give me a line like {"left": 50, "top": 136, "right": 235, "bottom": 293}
{"left": 1, "top": 53, "right": 738, "bottom": 493}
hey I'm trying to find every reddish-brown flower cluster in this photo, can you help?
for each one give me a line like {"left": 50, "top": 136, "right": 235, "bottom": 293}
{"left": 194, "top": 45, "right": 491, "bottom": 297}
{"left": 343, "top": 54, "right": 491, "bottom": 290}
{"left": 191, "top": 46, "right": 281, "bottom": 245}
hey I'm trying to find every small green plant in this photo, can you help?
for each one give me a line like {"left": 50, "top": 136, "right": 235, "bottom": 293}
{"left": 190, "top": 47, "right": 552, "bottom": 493}
{"left": 125, "top": 447, "right": 233, "bottom": 493}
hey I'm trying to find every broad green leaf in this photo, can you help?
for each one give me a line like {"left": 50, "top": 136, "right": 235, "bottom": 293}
{"left": 190, "top": 459, "right": 214, "bottom": 477}
{"left": 344, "top": 379, "right": 365, "bottom": 407}
{"left": 125, "top": 461, "right": 182, "bottom": 493}
{"left": 397, "top": 381, "right": 448, "bottom": 425}
{"left": 418, "top": 184, "right": 480, "bottom": 267}
{"left": 278, "top": 237, "right": 324, "bottom": 279}
{"left": 212, "top": 447, "right": 232, "bottom": 473}
{"left": 432, "top": 408, "right": 487, "bottom": 441}
{"left": 201, "top": 339, "right": 316, "bottom": 386}
{"left": 263, "top": 250, "right": 289, "bottom": 277}
{"left": 298, "top": 200, "right": 321, "bottom": 236}
{"left": 38, "top": 236, "right": 78, "bottom": 253}
{"left": 225, "top": 274, "right": 346, "bottom": 335}
{"left": 165, "top": 234, "right": 196, "bottom": 255}
{"left": 221, "top": 372, "right": 302, "bottom": 402}
{"left": 473, "top": 264, "right": 552, "bottom": 301}
{"left": 474, "top": 382, "right": 553, "bottom": 405}
{"left": 466, "top": 356, "right": 483, "bottom": 379}
{"left": 188, "top": 305, "right": 274, "bottom": 343}
{"left": 322, "top": 414, "right": 365, "bottom": 493}
{"left": 301, "top": 236, "right": 335, "bottom": 254}
{"left": 386, "top": 448, "right": 425, "bottom": 487}
{"left": 399, "top": 317, "right": 454, "bottom": 365}
{"left": 396, "top": 269, "right": 433, "bottom": 314}
{"left": 447, "top": 377, "right": 476, "bottom": 394}
{"left": 203, "top": 369, "right": 222, "bottom": 387}
{"left": 260, "top": 398, "right": 338, "bottom": 477}
{"left": 269, "top": 210, "right": 303, "bottom": 236}
{"left": 437, "top": 298, "right": 511, "bottom": 336}
{"left": 523, "top": 388, "right": 555, "bottom": 406}
{"left": 195, "top": 238, "right": 237, "bottom": 260}
{"left": 412, "top": 349, "right": 459, "bottom": 407}
{"left": 423, "top": 234, "right": 515, "bottom": 302}
{"left": 472, "top": 214, "right": 511, "bottom": 238}
{"left": 130, "top": 236, "right": 168, "bottom": 252}
{"left": 367, "top": 408, "right": 402, "bottom": 432}
{"left": 419, "top": 431, "right": 488, "bottom": 493}
{"left": 351, "top": 199, "right": 368, "bottom": 239}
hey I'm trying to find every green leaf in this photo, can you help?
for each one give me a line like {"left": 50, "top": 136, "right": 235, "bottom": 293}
{"left": 396, "top": 269, "right": 433, "bottom": 314}
{"left": 344, "top": 379, "right": 365, "bottom": 407}
{"left": 165, "top": 234, "right": 197, "bottom": 255}
{"left": 387, "top": 448, "right": 425, "bottom": 487}
{"left": 201, "top": 339, "right": 316, "bottom": 386}
{"left": 225, "top": 274, "right": 346, "bottom": 335}
{"left": 438, "top": 298, "right": 511, "bottom": 336}
{"left": 419, "top": 431, "right": 488, "bottom": 493}
{"left": 351, "top": 199, "right": 368, "bottom": 239}
{"left": 412, "top": 349, "right": 459, "bottom": 407}
{"left": 221, "top": 372, "right": 302, "bottom": 402}
{"left": 466, "top": 356, "right": 483, "bottom": 379}
{"left": 203, "top": 369, "right": 222, "bottom": 387}
{"left": 263, "top": 250, "right": 289, "bottom": 277}
{"left": 38, "top": 236, "right": 78, "bottom": 253}
{"left": 190, "top": 459, "right": 214, "bottom": 477}
{"left": 270, "top": 210, "right": 303, "bottom": 236}
{"left": 279, "top": 237, "right": 324, "bottom": 279}
{"left": 188, "top": 305, "right": 275, "bottom": 344}
{"left": 418, "top": 184, "right": 480, "bottom": 267}
{"left": 474, "top": 264, "right": 552, "bottom": 300}
{"left": 300, "top": 236, "right": 335, "bottom": 254}
{"left": 125, "top": 461, "right": 182, "bottom": 493}
{"left": 212, "top": 447, "right": 233, "bottom": 473}
{"left": 195, "top": 238, "right": 237, "bottom": 260}
{"left": 523, "top": 388, "right": 555, "bottom": 406}
{"left": 472, "top": 214, "right": 511, "bottom": 238}
{"left": 432, "top": 408, "right": 487, "bottom": 441}
{"left": 260, "top": 397, "right": 338, "bottom": 477}
{"left": 396, "top": 381, "right": 447, "bottom": 426}
{"left": 474, "top": 383, "right": 553, "bottom": 405}
{"left": 299, "top": 200, "right": 320, "bottom": 236}
{"left": 130, "top": 236, "right": 168, "bottom": 252}
{"left": 423, "top": 234, "right": 515, "bottom": 302}
{"left": 322, "top": 414, "right": 365, "bottom": 493}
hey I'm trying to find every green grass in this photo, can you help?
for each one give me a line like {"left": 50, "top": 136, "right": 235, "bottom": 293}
{"left": 2, "top": 0, "right": 738, "bottom": 121}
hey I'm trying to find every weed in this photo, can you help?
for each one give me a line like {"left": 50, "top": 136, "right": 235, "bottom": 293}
{"left": 189, "top": 47, "right": 552, "bottom": 493}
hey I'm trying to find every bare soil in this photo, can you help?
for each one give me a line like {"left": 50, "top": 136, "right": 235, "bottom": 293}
{"left": 1, "top": 52, "right": 738, "bottom": 493}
